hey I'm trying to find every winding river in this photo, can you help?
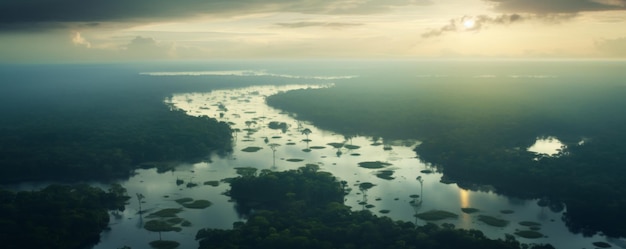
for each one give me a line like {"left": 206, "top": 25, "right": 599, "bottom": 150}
{"left": 80, "top": 82, "right": 623, "bottom": 249}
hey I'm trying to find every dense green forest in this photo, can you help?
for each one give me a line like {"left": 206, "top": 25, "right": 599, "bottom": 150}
{"left": 0, "top": 184, "right": 129, "bottom": 249}
{"left": 1, "top": 62, "right": 622, "bottom": 248}
{"left": 0, "top": 64, "right": 323, "bottom": 183}
{"left": 0, "top": 64, "right": 327, "bottom": 249}
{"left": 266, "top": 68, "right": 626, "bottom": 237}
{"left": 196, "top": 165, "right": 553, "bottom": 249}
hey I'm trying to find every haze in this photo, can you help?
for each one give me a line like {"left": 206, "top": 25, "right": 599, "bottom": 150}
{"left": 1, "top": 0, "right": 626, "bottom": 62}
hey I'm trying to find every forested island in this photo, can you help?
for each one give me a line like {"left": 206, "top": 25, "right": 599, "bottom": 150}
{"left": 266, "top": 65, "right": 626, "bottom": 237}
{"left": 196, "top": 165, "right": 553, "bottom": 249}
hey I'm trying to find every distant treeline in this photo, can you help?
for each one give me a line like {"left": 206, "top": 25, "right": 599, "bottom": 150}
{"left": 266, "top": 73, "right": 626, "bottom": 237}
{"left": 197, "top": 165, "right": 554, "bottom": 249}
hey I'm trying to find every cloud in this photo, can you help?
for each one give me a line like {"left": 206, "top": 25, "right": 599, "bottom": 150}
{"left": 421, "top": 13, "right": 576, "bottom": 38}
{"left": 71, "top": 32, "right": 91, "bottom": 48}
{"left": 595, "top": 37, "right": 626, "bottom": 56}
{"left": 275, "top": 21, "right": 363, "bottom": 28}
{"left": 122, "top": 36, "right": 174, "bottom": 59}
{"left": 484, "top": 0, "right": 626, "bottom": 14}
{"left": 0, "top": 0, "right": 431, "bottom": 31}
{"left": 421, "top": 14, "right": 525, "bottom": 38}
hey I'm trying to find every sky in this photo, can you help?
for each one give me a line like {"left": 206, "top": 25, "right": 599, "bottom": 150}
{"left": 1, "top": 0, "right": 626, "bottom": 62}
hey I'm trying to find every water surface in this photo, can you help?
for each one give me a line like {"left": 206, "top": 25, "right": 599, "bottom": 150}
{"left": 92, "top": 83, "right": 616, "bottom": 249}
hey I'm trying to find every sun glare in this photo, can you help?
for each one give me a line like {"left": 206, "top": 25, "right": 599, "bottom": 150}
{"left": 463, "top": 19, "right": 475, "bottom": 29}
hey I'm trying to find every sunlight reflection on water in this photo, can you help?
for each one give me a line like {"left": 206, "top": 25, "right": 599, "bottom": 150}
{"left": 527, "top": 136, "right": 565, "bottom": 156}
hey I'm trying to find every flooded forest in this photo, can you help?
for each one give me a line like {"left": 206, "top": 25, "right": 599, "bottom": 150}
{"left": 1, "top": 61, "right": 625, "bottom": 249}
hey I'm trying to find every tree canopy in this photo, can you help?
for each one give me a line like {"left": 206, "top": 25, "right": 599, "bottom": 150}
{"left": 196, "top": 166, "right": 553, "bottom": 249}
{"left": 266, "top": 74, "right": 626, "bottom": 237}
{"left": 0, "top": 184, "right": 130, "bottom": 249}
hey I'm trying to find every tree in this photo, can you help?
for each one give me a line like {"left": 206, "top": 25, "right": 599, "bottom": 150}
{"left": 136, "top": 193, "right": 145, "bottom": 214}
{"left": 301, "top": 128, "right": 312, "bottom": 141}
{"left": 416, "top": 176, "right": 424, "bottom": 206}
{"left": 269, "top": 143, "right": 281, "bottom": 168}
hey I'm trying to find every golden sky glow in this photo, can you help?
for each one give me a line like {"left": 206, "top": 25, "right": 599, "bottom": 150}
{"left": 1, "top": 0, "right": 626, "bottom": 62}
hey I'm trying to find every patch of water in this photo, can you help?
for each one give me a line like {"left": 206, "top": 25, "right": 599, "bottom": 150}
{"left": 528, "top": 136, "right": 566, "bottom": 157}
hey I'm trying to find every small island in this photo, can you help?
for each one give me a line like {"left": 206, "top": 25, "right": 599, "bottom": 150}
{"left": 196, "top": 165, "right": 553, "bottom": 249}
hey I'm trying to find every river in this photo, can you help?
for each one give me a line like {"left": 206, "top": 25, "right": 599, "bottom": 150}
{"left": 85, "top": 81, "right": 620, "bottom": 249}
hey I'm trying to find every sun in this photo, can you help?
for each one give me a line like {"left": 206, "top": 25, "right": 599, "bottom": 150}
{"left": 463, "top": 19, "right": 476, "bottom": 29}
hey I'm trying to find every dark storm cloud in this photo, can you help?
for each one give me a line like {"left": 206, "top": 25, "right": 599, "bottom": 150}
{"left": 275, "top": 22, "right": 363, "bottom": 28}
{"left": 485, "top": 0, "right": 626, "bottom": 14}
{"left": 0, "top": 0, "right": 431, "bottom": 31}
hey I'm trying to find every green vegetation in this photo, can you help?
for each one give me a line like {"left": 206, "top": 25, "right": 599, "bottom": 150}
{"left": 197, "top": 166, "right": 552, "bottom": 249}
{"left": 327, "top": 142, "right": 345, "bottom": 148}
{"left": 167, "top": 217, "right": 184, "bottom": 224}
{"left": 180, "top": 200, "right": 212, "bottom": 209}
{"left": 358, "top": 182, "right": 376, "bottom": 191}
{"left": 0, "top": 104, "right": 232, "bottom": 182}
{"left": 268, "top": 121, "right": 288, "bottom": 133}
{"left": 144, "top": 206, "right": 191, "bottom": 243}
{"left": 0, "top": 65, "right": 236, "bottom": 183}
{"left": 309, "top": 146, "right": 326, "bottom": 149}
{"left": 140, "top": 162, "right": 178, "bottom": 173}
{"left": 203, "top": 180, "right": 220, "bottom": 186}
{"left": 344, "top": 144, "right": 360, "bottom": 150}
{"left": 514, "top": 230, "right": 544, "bottom": 239}
{"left": 358, "top": 161, "right": 392, "bottom": 169}
{"left": 144, "top": 220, "right": 183, "bottom": 232}
{"left": 286, "top": 158, "right": 304, "bottom": 162}
{"left": 415, "top": 210, "right": 459, "bottom": 221}
{"left": 241, "top": 146, "right": 263, "bottom": 152}
{"left": 174, "top": 198, "right": 194, "bottom": 204}
{"left": 519, "top": 221, "right": 541, "bottom": 227}
{"left": 477, "top": 215, "right": 509, "bottom": 227}
{"left": 174, "top": 197, "right": 212, "bottom": 208}
{"left": 146, "top": 208, "right": 183, "bottom": 218}
{"left": 461, "top": 208, "right": 480, "bottom": 214}
{"left": 593, "top": 242, "right": 612, "bottom": 248}
{"left": 235, "top": 167, "right": 258, "bottom": 177}
{"left": 501, "top": 210, "right": 515, "bottom": 214}
{"left": 0, "top": 184, "right": 129, "bottom": 249}
{"left": 375, "top": 170, "right": 395, "bottom": 180}
{"left": 149, "top": 240, "right": 180, "bottom": 249}
{"left": 265, "top": 65, "right": 626, "bottom": 236}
